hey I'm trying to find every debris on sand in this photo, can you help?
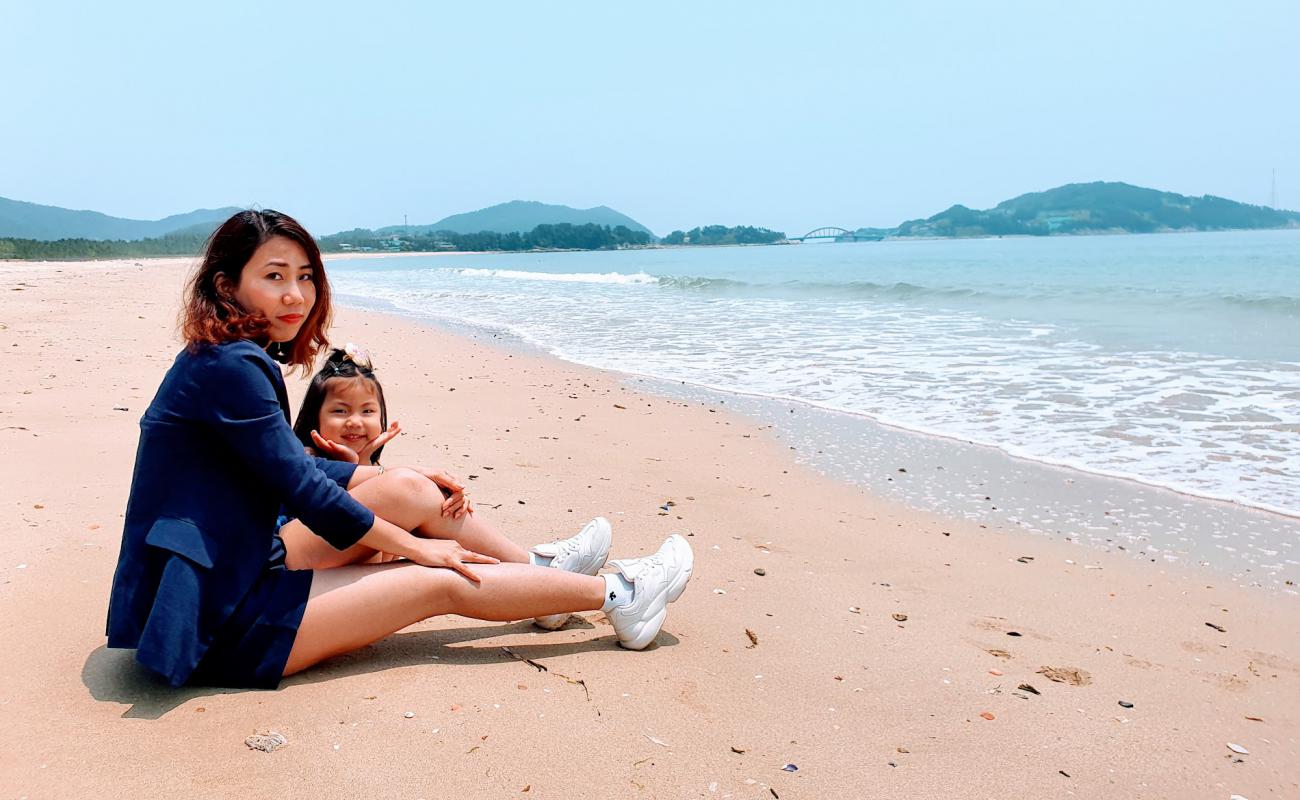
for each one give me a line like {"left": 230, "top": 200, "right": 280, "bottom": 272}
{"left": 745, "top": 628, "right": 759, "bottom": 648}
{"left": 244, "top": 732, "right": 287, "bottom": 752}
{"left": 1227, "top": 742, "right": 1249, "bottom": 755}
{"left": 502, "top": 647, "right": 547, "bottom": 672}
{"left": 754, "top": 568, "right": 766, "bottom": 576}
{"left": 986, "top": 648, "right": 1012, "bottom": 659}
{"left": 892, "top": 613, "right": 908, "bottom": 622}
{"left": 502, "top": 646, "right": 591, "bottom": 700}
{"left": 1018, "top": 683, "right": 1041, "bottom": 695}
{"left": 1205, "top": 621, "right": 1227, "bottom": 633}
{"left": 979, "top": 711, "right": 995, "bottom": 720}
{"left": 1037, "top": 666, "right": 1091, "bottom": 686}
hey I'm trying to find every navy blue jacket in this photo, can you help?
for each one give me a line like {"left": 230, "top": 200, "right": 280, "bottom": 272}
{"left": 106, "top": 340, "right": 375, "bottom": 686}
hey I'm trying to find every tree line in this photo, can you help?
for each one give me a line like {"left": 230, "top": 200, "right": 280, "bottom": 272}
{"left": 0, "top": 230, "right": 211, "bottom": 260}
{"left": 1, "top": 221, "right": 790, "bottom": 261}
{"left": 319, "top": 223, "right": 653, "bottom": 253}
{"left": 660, "top": 225, "right": 786, "bottom": 245}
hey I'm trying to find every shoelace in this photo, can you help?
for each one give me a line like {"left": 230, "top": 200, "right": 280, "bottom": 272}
{"left": 637, "top": 552, "right": 667, "bottom": 575}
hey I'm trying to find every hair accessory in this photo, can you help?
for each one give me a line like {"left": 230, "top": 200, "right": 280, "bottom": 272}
{"left": 342, "top": 342, "right": 373, "bottom": 370}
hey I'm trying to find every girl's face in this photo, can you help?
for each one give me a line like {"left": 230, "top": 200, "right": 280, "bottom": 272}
{"left": 230, "top": 236, "right": 316, "bottom": 343}
{"left": 317, "top": 377, "right": 382, "bottom": 447}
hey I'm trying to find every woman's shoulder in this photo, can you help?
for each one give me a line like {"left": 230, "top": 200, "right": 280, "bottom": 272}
{"left": 178, "top": 339, "right": 273, "bottom": 367}
{"left": 172, "top": 340, "right": 280, "bottom": 385}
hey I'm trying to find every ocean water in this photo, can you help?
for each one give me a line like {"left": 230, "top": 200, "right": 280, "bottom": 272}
{"left": 330, "top": 230, "right": 1300, "bottom": 519}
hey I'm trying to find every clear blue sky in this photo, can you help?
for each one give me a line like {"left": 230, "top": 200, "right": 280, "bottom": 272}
{"left": 3, "top": 1, "right": 1297, "bottom": 237}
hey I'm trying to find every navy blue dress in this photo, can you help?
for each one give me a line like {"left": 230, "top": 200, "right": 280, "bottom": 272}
{"left": 106, "top": 340, "right": 376, "bottom": 688}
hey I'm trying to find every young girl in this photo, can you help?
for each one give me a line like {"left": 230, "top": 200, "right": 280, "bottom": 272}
{"left": 285, "top": 342, "right": 609, "bottom": 630}
{"left": 292, "top": 344, "right": 401, "bottom": 474}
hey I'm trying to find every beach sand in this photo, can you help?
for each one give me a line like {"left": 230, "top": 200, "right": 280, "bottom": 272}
{"left": 1, "top": 259, "right": 1297, "bottom": 799}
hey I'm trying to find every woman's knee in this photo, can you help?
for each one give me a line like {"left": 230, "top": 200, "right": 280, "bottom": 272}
{"left": 406, "top": 564, "right": 469, "bottom": 611}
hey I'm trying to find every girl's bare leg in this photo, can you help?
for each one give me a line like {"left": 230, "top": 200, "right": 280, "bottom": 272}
{"left": 283, "top": 468, "right": 532, "bottom": 570}
{"left": 283, "top": 562, "right": 604, "bottom": 676}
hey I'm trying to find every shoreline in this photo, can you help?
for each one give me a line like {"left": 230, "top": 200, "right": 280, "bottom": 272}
{"left": 1, "top": 259, "right": 1297, "bottom": 798}
{"left": 334, "top": 289, "right": 1300, "bottom": 592}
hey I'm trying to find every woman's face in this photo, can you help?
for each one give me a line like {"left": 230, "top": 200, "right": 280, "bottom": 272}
{"left": 317, "top": 378, "right": 382, "bottom": 447}
{"left": 231, "top": 236, "right": 316, "bottom": 342}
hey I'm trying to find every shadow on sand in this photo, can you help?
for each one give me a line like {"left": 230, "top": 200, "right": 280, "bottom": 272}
{"left": 82, "top": 616, "right": 678, "bottom": 719}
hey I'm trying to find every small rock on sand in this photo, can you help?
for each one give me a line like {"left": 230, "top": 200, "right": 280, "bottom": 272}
{"left": 244, "top": 732, "right": 287, "bottom": 752}
{"left": 1038, "top": 666, "right": 1091, "bottom": 686}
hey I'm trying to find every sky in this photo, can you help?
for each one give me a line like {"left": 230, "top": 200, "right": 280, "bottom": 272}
{"left": 2, "top": 1, "right": 1298, "bottom": 237}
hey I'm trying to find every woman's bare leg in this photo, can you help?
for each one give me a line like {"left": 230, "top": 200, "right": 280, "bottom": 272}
{"left": 283, "top": 468, "right": 532, "bottom": 570}
{"left": 283, "top": 562, "right": 605, "bottom": 676}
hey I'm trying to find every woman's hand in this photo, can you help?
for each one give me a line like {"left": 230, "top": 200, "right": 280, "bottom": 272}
{"left": 406, "top": 537, "right": 499, "bottom": 582}
{"left": 310, "top": 430, "right": 360, "bottom": 464}
{"left": 355, "top": 421, "right": 401, "bottom": 466}
{"left": 410, "top": 467, "right": 474, "bottom": 519}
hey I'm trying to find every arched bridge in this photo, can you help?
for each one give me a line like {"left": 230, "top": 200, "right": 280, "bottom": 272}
{"left": 791, "top": 227, "right": 883, "bottom": 242}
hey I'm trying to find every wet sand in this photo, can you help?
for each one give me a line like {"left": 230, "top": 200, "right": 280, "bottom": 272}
{"left": 1, "top": 258, "right": 1297, "bottom": 798}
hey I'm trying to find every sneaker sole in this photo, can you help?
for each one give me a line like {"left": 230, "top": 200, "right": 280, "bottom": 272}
{"left": 533, "top": 613, "right": 570, "bottom": 631}
{"left": 617, "top": 606, "right": 667, "bottom": 651}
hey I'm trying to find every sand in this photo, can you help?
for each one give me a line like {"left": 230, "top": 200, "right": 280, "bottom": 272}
{"left": 1, "top": 258, "right": 1297, "bottom": 799}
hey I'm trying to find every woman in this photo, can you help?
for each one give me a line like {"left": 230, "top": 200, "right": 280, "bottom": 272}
{"left": 105, "top": 209, "right": 693, "bottom": 689}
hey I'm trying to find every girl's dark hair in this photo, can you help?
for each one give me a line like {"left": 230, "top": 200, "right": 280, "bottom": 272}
{"left": 293, "top": 348, "right": 389, "bottom": 463}
{"left": 180, "top": 209, "right": 331, "bottom": 372}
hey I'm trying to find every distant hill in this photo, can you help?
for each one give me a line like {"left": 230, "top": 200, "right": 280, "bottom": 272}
{"left": 377, "top": 200, "right": 653, "bottom": 236}
{"left": 878, "top": 182, "right": 1300, "bottom": 238}
{"left": 0, "top": 196, "right": 240, "bottom": 241}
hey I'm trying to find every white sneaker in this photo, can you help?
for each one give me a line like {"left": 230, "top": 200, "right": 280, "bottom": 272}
{"left": 532, "top": 517, "right": 613, "bottom": 630}
{"left": 605, "top": 534, "right": 694, "bottom": 650}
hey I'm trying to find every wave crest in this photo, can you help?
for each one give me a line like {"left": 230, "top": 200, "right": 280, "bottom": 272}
{"left": 448, "top": 267, "right": 658, "bottom": 284}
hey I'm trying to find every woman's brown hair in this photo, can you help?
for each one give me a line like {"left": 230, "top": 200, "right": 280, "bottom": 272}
{"left": 180, "top": 209, "right": 331, "bottom": 371}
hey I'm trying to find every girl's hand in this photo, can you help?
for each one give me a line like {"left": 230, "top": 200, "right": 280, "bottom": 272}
{"left": 356, "top": 420, "right": 402, "bottom": 466}
{"left": 407, "top": 537, "right": 499, "bottom": 582}
{"left": 310, "top": 430, "right": 360, "bottom": 464}
{"left": 412, "top": 467, "right": 474, "bottom": 519}
{"left": 442, "top": 488, "right": 473, "bottom": 520}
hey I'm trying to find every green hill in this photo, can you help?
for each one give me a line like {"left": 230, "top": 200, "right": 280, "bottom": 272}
{"left": 378, "top": 200, "right": 653, "bottom": 236}
{"left": 884, "top": 182, "right": 1300, "bottom": 238}
{"left": 0, "top": 196, "right": 240, "bottom": 241}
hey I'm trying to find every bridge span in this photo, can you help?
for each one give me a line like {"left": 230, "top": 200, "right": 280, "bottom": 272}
{"left": 790, "top": 227, "right": 883, "bottom": 242}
